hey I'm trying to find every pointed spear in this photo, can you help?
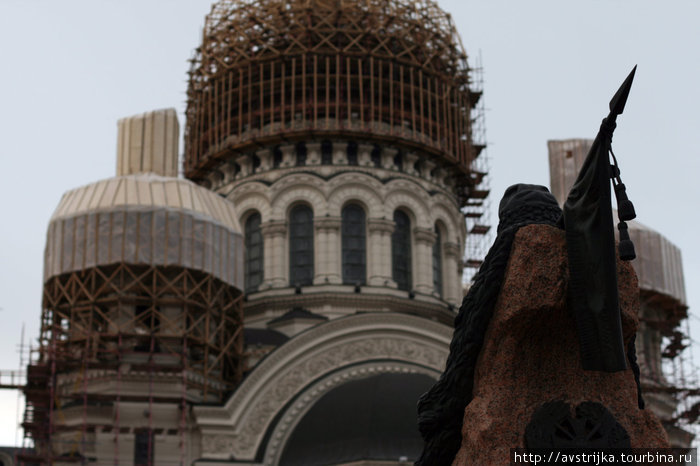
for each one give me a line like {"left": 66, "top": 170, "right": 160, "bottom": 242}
{"left": 562, "top": 66, "right": 637, "bottom": 372}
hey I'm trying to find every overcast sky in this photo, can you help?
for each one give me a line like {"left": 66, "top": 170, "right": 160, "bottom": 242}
{"left": 1, "top": 0, "right": 698, "bottom": 447}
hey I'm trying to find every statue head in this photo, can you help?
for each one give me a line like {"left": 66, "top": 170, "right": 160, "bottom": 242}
{"left": 497, "top": 184, "right": 561, "bottom": 233}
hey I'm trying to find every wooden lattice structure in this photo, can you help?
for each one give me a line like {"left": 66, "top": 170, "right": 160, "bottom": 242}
{"left": 185, "top": 0, "right": 486, "bottom": 204}
{"left": 22, "top": 172, "right": 246, "bottom": 464}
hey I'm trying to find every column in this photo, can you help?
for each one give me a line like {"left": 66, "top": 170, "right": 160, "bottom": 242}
{"left": 222, "top": 161, "right": 236, "bottom": 184}
{"left": 237, "top": 154, "right": 252, "bottom": 177}
{"left": 260, "top": 220, "right": 287, "bottom": 289}
{"left": 358, "top": 143, "right": 374, "bottom": 167}
{"left": 413, "top": 227, "right": 437, "bottom": 295}
{"left": 256, "top": 148, "right": 272, "bottom": 172}
{"left": 333, "top": 142, "right": 347, "bottom": 165}
{"left": 207, "top": 169, "right": 224, "bottom": 190}
{"left": 420, "top": 159, "right": 436, "bottom": 182}
{"left": 313, "top": 217, "right": 342, "bottom": 284}
{"left": 403, "top": 152, "right": 419, "bottom": 176}
{"left": 279, "top": 144, "right": 295, "bottom": 168}
{"left": 367, "top": 218, "right": 396, "bottom": 287}
{"left": 432, "top": 166, "right": 446, "bottom": 185}
{"left": 443, "top": 241, "right": 462, "bottom": 305}
{"left": 381, "top": 147, "right": 398, "bottom": 170}
{"left": 306, "top": 142, "right": 321, "bottom": 166}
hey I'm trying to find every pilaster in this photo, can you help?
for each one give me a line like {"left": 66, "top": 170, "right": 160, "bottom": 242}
{"left": 381, "top": 147, "right": 398, "bottom": 170}
{"left": 413, "top": 227, "right": 437, "bottom": 294}
{"left": 280, "top": 144, "right": 295, "bottom": 168}
{"left": 367, "top": 218, "right": 396, "bottom": 287}
{"left": 261, "top": 220, "right": 288, "bottom": 289}
{"left": 443, "top": 241, "right": 462, "bottom": 305}
{"left": 306, "top": 142, "right": 322, "bottom": 166}
{"left": 358, "top": 144, "right": 374, "bottom": 167}
{"left": 313, "top": 217, "right": 342, "bottom": 284}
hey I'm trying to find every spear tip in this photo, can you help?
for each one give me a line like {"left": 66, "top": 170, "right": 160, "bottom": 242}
{"left": 609, "top": 65, "right": 637, "bottom": 117}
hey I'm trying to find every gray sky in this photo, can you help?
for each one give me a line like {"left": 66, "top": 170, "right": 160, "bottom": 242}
{"left": 0, "top": 0, "right": 698, "bottom": 446}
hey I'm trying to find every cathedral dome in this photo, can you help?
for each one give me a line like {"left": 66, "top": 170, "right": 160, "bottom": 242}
{"left": 184, "top": 0, "right": 482, "bottom": 200}
{"left": 44, "top": 173, "right": 243, "bottom": 288}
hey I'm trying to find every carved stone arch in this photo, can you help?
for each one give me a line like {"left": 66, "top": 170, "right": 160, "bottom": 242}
{"left": 430, "top": 202, "right": 461, "bottom": 245}
{"left": 235, "top": 195, "right": 272, "bottom": 225}
{"left": 384, "top": 188, "right": 431, "bottom": 229}
{"left": 431, "top": 192, "right": 467, "bottom": 239}
{"left": 385, "top": 178, "right": 432, "bottom": 204}
{"left": 228, "top": 183, "right": 272, "bottom": 222}
{"left": 326, "top": 171, "right": 384, "bottom": 195}
{"left": 193, "top": 312, "right": 451, "bottom": 462}
{"left": 270, "top": 183, "right": 327, "bottom": 219}
{"left": 269, "top": 172, "right": 328, "bottom": 198}
{"left": 264, "top": 361, "right": 440, "bottom": 465}
{"left": 327, "top": 179, "right": 384, "bottom": 219}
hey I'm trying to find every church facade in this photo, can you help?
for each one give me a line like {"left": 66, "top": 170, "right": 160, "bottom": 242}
{"left": 18, "top": 1, "right": 692, "bottom": 465}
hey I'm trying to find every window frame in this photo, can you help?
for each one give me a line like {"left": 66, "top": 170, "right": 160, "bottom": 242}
{"left": 341, "top": 203, "right": 367, "bottom": 285}
{"left": 289, "top": 204, "right": 315, "bottom": 286}
{"left": 391, "top": 209, "right": 412, "bottom": 291}
{"left": 244, "top": 211, "right": 264, "bottom": 293}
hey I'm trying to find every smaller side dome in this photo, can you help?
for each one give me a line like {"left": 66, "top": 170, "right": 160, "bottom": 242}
{"left": 627, "top": 219, "right": 687, "bottom": 307}
{"left": 44, "top": 110, "right": 244, "bottom": 290}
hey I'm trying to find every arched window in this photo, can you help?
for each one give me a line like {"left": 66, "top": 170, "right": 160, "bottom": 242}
{"left": 392, "top": 210, "right": 412, "bottom": 291}
{"left": 245, "top": 212, "right": 263, "bottom": 293}
{"left": 289, "top": 205, "right": 314, "bottom": 286}
{"left": 342, "top": 204, "right": 366, "bottom": 285}
{"left": 433, "top": 223, "right": 443, "bottom": 297}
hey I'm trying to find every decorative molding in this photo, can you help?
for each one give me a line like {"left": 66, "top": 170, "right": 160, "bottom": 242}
{"left": 314, "top": 216, "right": 342, "bottom": 231}
{"left": 202, "top": 434, "right": 237, "bottom": 456}
{"left": 194, "top": 313, "right": 451, "bottom": 461}
{"left": 264, "top": 361, "right": 441, "bottom": 465}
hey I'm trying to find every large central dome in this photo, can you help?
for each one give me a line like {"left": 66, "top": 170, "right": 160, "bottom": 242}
{"left": 184, "top": 0, "right": 483, "bottom": 203}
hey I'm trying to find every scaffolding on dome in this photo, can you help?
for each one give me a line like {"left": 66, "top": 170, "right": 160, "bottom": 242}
{"left": 15, "top": 193, "right": 245, "bottom": 464}
{"left": 185, "top": 0, "right": 488, "bottom": 209}
{"left": 17, "top": 264, "right": 243, "bottom": 465}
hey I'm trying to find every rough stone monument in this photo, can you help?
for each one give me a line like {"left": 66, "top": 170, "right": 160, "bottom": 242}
{"left": 416, "top": 68, "right": 670, "bottom": 465}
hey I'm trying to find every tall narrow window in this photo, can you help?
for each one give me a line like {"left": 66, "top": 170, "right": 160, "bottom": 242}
{"left": 433, "top": 224, "right": 443, "bottom": 297}
{"left": 134, "top": 429, "right": 154, "bottom": 466}
{"left": 392, "top": 210, "right": 412, "bottom": 291}
{"left": 296, "top": 142, "right": 307, "bottom": 166}
{"left": 289, "top": 205, "right": 314, "bottom": 286}
{"left": 347, "top": 141, "right": 358, "bottom": 165}
{"left": 245, "top": 212, "right": 263, "bottom": 293}
{"left": 342, "top": 204, "right": 366, "bottom": 285}
{"left": 371, "top": 145, "right": 381, "bottom": 167}
{"left": 321, "top": 140, "right": 333, "bottom": 165}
